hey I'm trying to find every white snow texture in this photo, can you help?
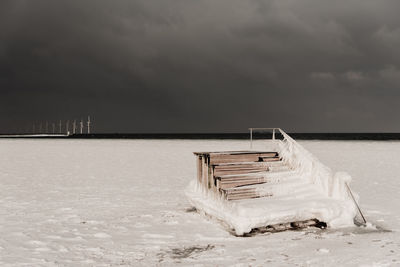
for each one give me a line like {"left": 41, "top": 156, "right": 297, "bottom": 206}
{"left": 0, "top": 139, "right": 399, "bottom": 266}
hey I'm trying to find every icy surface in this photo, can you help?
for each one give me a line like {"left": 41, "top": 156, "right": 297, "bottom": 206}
{"left": 187, "top": 135, "right": 358, "bottom": 235}
{"left": 0, "top": 139, "right": 399, "bottom": 266}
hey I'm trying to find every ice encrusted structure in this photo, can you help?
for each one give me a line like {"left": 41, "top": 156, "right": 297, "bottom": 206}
{"left": 185, "top": 131, "right": 358, "bottom": 235}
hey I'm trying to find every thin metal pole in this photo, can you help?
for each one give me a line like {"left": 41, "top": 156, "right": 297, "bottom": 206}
{"left": 66, "top": 120, "right": 69, "bottom": 135}
{"left": 272, "top": 128, "right": 275, "bottom": 140}
{"left": 345, "top": 183, "right": 367, "bottom": 224}
{"left": 87, "top": 116, "right": 91, "bottom": 134}
{"left": 73, "top": 120, "right": 76, "bottom": 134}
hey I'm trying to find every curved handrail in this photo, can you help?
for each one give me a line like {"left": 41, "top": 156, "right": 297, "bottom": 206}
{"left": 247, "top": 128, "right": 355, "bottom": 198}
{"left": 277, "top": 128, "right": 333, "bottom": 195}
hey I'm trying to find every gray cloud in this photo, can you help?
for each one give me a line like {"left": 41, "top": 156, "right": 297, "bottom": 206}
{"left": 1, "top": 0, "right": 400, "bottom": 133}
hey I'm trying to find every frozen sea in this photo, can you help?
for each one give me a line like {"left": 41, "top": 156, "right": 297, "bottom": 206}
{"left": 0, "top": 139, "right": 399, "bottom": 266}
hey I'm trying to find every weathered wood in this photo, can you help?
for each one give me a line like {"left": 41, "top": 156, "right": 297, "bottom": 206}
{"left": 227, "top": 194, "right": 260, "bottom": 201}
{"left": 258, "top": 156, "right": 281, "bottom": 162}
{"left": 213, "top": 167, "right": 269, "bottom": 176}
{"left": 217, "top": 175, "right": 265, "bottom": 181}
{"left": 220, "top": 182, "right": 264, "bottom": 189}
{"left": 202, "top": 156, "right": 208, "bottom": 189}
{"left": 209, "top": 152, "right": 278, "bottom": 164}
{"left": 224, "top": 190, "right": 274, "bottom": 200}
{"left": 226, "top": 192, "right": 273, "bottom": 201}
{"left": 197, "top": 156, "right": 202, "bottom": 184}
{"left": 214, "top": 160, "right": 284, "bottom": 167}
{"left": 194, "top": 151, "right": 277, "bottom": 156}
{"left": 214, "top": 162, "right": 271, "bottom": 170}
{"left": 218, "top": 176, "right": 266, "bottom": 183}
{"left": 195, "top": 150, "right": 285, "bottom": 200}
{"left": 241, "top": 219, "right": 327, "bottom": 236}
{"left": 207, "top": 157, "right": 213, "bottom": 189}
{"left": 219, "top": 179, "right": 266, "bottom": 189}
{"left": 221, "top": 186, "right": 275, "bottom": 201}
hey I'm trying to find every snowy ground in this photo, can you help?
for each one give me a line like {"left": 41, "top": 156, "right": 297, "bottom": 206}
{"left": 0, "top": 139, "right": 399, "bottom": 266}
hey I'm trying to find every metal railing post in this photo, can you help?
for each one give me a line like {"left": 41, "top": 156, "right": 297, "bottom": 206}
{"left": 272, "top": 128, "right": 275, "bottom": 140}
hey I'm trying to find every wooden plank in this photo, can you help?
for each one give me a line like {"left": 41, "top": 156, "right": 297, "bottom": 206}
{"left": 219, "top": 180, "right": 266, "bottom": 189}
{"left": 241, "top": 219, "right": 325, "bottom": 236}
{"left": 215, "top": 160, "right": 284, "bottom": 167}
{"left": 221, "top": 189, "right": 257, "bottom": 196}
{"left": 194, "top": 151, "right": 277, "bottom": 156}
{"left": 215, "top": 173, "right": 266, "bottom": 181}
{"left": 259, "top": 157, "right": 281, "bottom": 162}
{"left": 210, "top": 153, "right": 278, "bottom": 164}
{"left": 216, "top": 174, "right": 266, "bottom": 180}
{"left": 219, "top": 176, "right": 266, "bottom": 183}
{"left": 215, "top": 168, "right": 268, "bottom": 173}
{"left": 214, "top": 162, "right": 271, "bottom": 170}
{"left": 222, "top": 187, "right": 272, "bottom": 195}
{"left": 214, "top": 166, "right": 269, "bottom": 172}
{"left": 226, "top": 192, "right": 274, "bottom": 201}
{"left": 227, "top": 194, "right": 260, "bottom": 201}
{"left": 202, "top": 155, "right": 208, "bottom": 188}
{"left": 208, "top": 157, "right": 214, "bottom": 189}
{"left": 214, "top": 168, "right": 268, "bottom": 176}
{"left": 197, "top": 155, "right": 202, "bottom": 184}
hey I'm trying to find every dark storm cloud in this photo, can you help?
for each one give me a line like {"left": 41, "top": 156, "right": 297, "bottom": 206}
{"left": 1, "top": 0, "right": 400, "bottom": 133}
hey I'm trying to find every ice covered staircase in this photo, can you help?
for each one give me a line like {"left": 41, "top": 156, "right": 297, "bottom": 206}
{"left": 187, "top": 128, "right": 359, "bottom": 235}
{"left": 194, "top": 150, "right": 313, "bottom": 201}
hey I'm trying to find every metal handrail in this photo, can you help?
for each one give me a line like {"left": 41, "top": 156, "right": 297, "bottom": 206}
{"left": 248, "top": 128, "right": 282, "bottom": 149}
{"left": 248, "top": 127, "right": 366, "bottom": 224}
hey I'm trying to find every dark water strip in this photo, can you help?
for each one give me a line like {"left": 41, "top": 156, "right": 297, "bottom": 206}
{"left": 2, "top": 133, "right": 400, "bottom": 140}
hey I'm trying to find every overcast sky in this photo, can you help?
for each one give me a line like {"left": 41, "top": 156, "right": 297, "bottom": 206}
{"left": 1, "top": 0, "right": 400, "bottom": 133}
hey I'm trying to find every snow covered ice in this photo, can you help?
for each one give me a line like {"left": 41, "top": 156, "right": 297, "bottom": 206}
{"left": 0, "top": 139, "right": 399, "bottom": 266}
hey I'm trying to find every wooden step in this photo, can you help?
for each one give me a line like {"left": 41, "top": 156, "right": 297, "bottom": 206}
{"left": 221, "top": 178, "right": 305, "bottom": 201}
{"left": 221, "top": 187, "right": 269, "bottom": 201}
{"left": 214, "top": 166, "right": 268, "bottom": 176}
{"left": 218, "top": 176, "right": 266, "bottom": 189}
{"left": 214, "top": 160, "right": 285, "bottom": 167}
{"left": 213, "top": 162, "right": 288, "bottom": 177}
{"left": 259, "top": 156, "right": 281, "bottom": 162}
{"left": 217, "top": 173, "right": 298, "bottom": 190}
{"left": 215, "top": 164, "right": 294, "bottom": 190}
{"left": 209, "top": 152, "right": 278, "bottom": 164}
{"left": 223, "top": 189, "right": 274, "bottom": 201}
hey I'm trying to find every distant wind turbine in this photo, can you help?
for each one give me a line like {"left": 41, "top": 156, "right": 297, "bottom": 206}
{"left": 66, "top": 120, "right": 70, "bottom": 135}
{"left": 73, "top": 120, "right": 76, "bottom": 134}
{"left": 87, "top": 116, "right": 91, "bottom": 134}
